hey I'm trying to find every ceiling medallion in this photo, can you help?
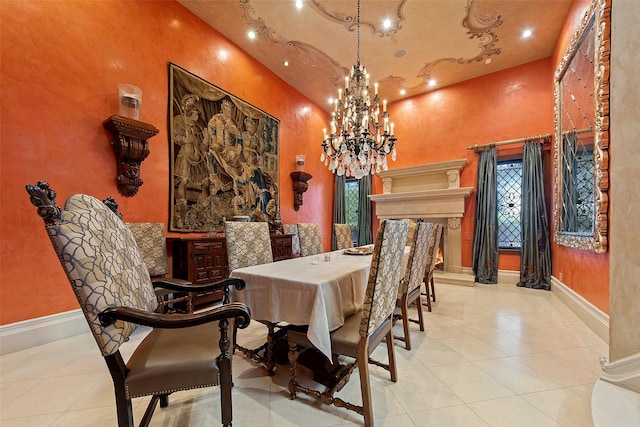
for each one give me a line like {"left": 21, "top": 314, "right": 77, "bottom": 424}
{"left": 320, "top": 0, "right": 397, "bottom": 179}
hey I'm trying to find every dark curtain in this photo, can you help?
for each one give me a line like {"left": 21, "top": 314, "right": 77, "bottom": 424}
{"left": 332, "top": 175, "right": 346, "bottom": 250}
{"left": 518, "top": 141, "right": 551, "bottom": 290}
{"left": 472, "top": 147, "right": 498, "bottom": 284}
{"left": 561, "top": 132, "right": 578, "bottom": 231}
{"left": 357, "top": 175, "right": 373, "bottom": 245}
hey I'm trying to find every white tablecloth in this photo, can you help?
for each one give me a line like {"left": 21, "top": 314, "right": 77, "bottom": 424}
{"left": 231, "top": 247, "right": 409, "bottom": 360}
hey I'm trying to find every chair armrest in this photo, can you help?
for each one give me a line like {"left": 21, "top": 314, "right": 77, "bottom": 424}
{"left": 152, "top": 277, "right": 192, "bottom": 289}
{"left": 151, "top": 277, "right": 245, "bottom": 294}
{"left": 99, "top": 302, "right": 251, "bottom": 329}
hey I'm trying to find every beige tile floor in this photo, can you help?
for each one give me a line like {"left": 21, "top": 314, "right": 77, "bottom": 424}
{"left": 0, "top": 283, "right": 607, "bottom": 426}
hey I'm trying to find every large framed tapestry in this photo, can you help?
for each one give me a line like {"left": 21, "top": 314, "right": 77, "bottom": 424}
{"left": 168, "top": 63, "right": 280, "bottom": 232}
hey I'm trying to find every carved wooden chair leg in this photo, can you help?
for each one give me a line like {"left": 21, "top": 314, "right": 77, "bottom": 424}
{"left": 400, "top": 295, "right": 411, "bottom": 350}
{"left": 430, "top": 276, "right": 436, "bottom": 302}
{"left": 415, "top": 293, "right": 425, "bottom": 331}
{"left": 159, "top": 394, "right": 169, "bottom": 408}
{"left": 288, "top": 342, "right": 301, "bottom": 398}
{"left": 266, "top": 323, "right": 277, "bottom": 375}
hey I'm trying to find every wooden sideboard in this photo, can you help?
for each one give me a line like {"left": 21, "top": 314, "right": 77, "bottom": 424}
{"left": 170, "top": 234, "right": 293, "bottom": 307}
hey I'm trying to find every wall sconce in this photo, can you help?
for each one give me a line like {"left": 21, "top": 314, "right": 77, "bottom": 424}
{"left": 290, "top": 171, "right": 312, "bottom": 211}
{"left": 295, "top": 154, "right": 306, "bottom": 171}
{"left": 103, "top": 115, "right": 158, "bottom": 197}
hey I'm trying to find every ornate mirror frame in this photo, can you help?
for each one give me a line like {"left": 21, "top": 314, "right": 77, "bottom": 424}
{"left": 553, "top": 0, "right": 611, "bottom": 252}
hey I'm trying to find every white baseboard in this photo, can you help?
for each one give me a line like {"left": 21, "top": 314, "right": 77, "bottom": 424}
{"left": 601, "top": 352, "right": 640, "bottom": 391}
{"left": 0, "top": 309, "right": 89, "bottom": 355}
{"left": 551, "top": 275, "right": 609, "bottom": 344}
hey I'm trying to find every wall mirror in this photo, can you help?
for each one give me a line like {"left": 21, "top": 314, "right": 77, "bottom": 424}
{"left": 553, "top": 0, "right": 610, "bottom": 253}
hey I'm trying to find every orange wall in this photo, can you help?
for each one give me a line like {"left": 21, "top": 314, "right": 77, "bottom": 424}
{"left": 548, "top": 0, "right": 609, "bottom": 314}
{"left": 0, "top": 0, "right": 333, "bottom": 325}
{"left": 382, "top": 58, "right": 554, "bottom": 272}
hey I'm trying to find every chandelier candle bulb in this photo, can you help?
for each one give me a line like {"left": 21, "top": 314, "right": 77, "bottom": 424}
{"left": 383, "top": 100, "right": 387, "bottom": 112}
{"left": 374, "top": 82, "right": 379, "bottom": 95}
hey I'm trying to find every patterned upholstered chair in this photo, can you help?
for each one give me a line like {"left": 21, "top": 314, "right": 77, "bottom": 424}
{"left": 288, "top": 220, "right": 408, "bottom": 427}
{"left": 283, "top": 223, "right": 301, "bottom": 256}
{"left": 297, "top": 223, "right": 323, "bottom": 256}
{"left": 399, "top": 218, "right": 417, "bottom": 246}
{"left": 334, "top": 223, "right": 355, "bottom": 250}
{"left": 394, "top": 221, "right": 433, "bottom": 350}
{"left": 25, "top": 182, "right": 250, "bottom": 427}
{"left": 126, "top": 222, "right": 193, "bottom": 313}
{"left": 224, "top": 221, "right": 273, "bottom": 271}
{"left": 224, "top": 220, "right": 280, "bottom": 373}
{"left": 423, "top": 223, "right": 444, "bottom": 312}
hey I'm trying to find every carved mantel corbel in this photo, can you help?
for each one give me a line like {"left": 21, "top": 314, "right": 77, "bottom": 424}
{"left": 103, "top": 115, "right": 159, "bottom": 197}
{"left": 290, "top": 171, "right": 312, "bottom": 211}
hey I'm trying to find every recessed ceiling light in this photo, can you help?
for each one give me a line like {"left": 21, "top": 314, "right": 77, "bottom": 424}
{"left": 400, "top": 89, "right": 406, "bottom": 95}
{"left": 522, "top": 29, "right": 532, "bottom": 38}
{"left": 218, "top": 50, "right": 228, "bottom": 60}
{"left": 295, "top": 0, "right": 303, "bottom": 9}
{"left": 485, "top": 58, "right": 492, "bottom": 65}
{"left": 283, "top": 60, "right": 290, "bottom": 67}
{"left": 248, "top": 30, "right": 256, "bottom": 39}
{"left": 328, "top": 97, "right": 334, "bottom": 104}
{"left": 428, "top": 79, "right": 437, "bottom": 88}
{"left": 383, "top": 19, "right": 392, "bottom": 30}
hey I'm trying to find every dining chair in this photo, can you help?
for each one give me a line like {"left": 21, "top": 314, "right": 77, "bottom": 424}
{"left": 287, "top": 219, "right": 409, "bottom": 427}
{"left": 224, "top": 221, "right": 273, "bottom": 271}
{"left": 423, "top": 223, "right": 444, "bottom": 312}
{"left": 25, "top": 181, "right": 250, "bottom": 427}
{"left": 297, "top": 222, "right": 323, "bottom": 256}
{"left": 224, "top": 220, "right": 283, "bottom": 374}
{"left": 283, "top": 223, "right": 301, "bottom": 256}
{"left": 399, "top": 218, "right": 417, "bottom": 246}
{"left": 393, "top": 221, "right": 433, "bottom": 350}
{"left": 126, "top": 222, "right": 193, "bottom": 313}
{"left": 334, "top": 223, "right": 355, "bottom": 250}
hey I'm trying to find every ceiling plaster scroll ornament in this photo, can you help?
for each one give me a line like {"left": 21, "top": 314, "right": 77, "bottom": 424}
{"left": 308, "top": 0, "right": 407, "bottom": 39}
{"left": 238, "top": 0, "right": 348, "bottom": 90}
{"left": 417, "top": 0, "right": 502, "bottom": 86}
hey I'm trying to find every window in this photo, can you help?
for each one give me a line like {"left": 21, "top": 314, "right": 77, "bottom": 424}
{"left": 344, "top": 179, "right": 359, "bottom": 244}
{"left": 496, "top": 159, "right": 522, "bottom": 249}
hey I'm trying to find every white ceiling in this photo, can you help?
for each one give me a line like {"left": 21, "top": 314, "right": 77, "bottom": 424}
{"left": 179, "top": 0, "right": 572, "bottom": 112}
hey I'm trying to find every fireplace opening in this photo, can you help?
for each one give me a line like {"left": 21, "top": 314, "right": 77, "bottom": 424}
{"left": 434, "top": 230, "right": 444, "bottom": 271}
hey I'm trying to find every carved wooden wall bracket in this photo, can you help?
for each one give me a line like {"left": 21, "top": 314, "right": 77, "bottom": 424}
{"left": 290, "top": 171, "right": 312, "bottom": 211}
{"left": 103, "top": 115, "right": 159, "bottom": 197}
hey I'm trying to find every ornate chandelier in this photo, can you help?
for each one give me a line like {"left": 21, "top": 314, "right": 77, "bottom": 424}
{"left": 320, "top": 0, "right": 397, "bottom": 179}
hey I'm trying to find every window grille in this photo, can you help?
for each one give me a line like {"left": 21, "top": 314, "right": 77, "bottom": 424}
{"left": 497, "top": 160, "right": 522, "bottom": 249}
{"left": 344, "top": 179, "right": 359, "bottom": 243}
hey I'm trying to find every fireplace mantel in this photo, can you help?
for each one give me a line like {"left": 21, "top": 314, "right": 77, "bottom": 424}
{"left": 369, "top": 159, "right": 474, "bottom": 279}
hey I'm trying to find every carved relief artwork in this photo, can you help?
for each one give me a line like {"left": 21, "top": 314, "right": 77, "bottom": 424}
{"left": 168, "top": 63, "right": 280, "bottom": 232}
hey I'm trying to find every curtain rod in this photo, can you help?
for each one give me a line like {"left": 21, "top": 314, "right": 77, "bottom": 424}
{"left": 465, "top": 133, "right": 552, "bottom": 152}
{"left": 561, "top": 127, "right": 593, "bottom": 136}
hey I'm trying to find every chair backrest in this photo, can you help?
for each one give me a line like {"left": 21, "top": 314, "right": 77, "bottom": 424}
{"left": 334, "top": 223, "right": 354, "bottom": 250}
{"left": 399, "top": 219, "right": 417, "bottom": 246}
{"left": 425, "top": 223, "right": 444, "bottom": 274}
{"left": 225, "top": 221, "right": 273, "bottom": 271}
{"left": 399, "top": 222, "right": 434, "bottom": 295}
{"left": 283, "top": 223, "right": 301, "bottom": 256}
{"left": 297, "top": 223, "right": 323, "bottom": 256}
{"left": 360, "top": 220, "right": 408, "bottom": 338}
{"left": 126, "top": 222, "right": 168, "bottom": 277}
{"left": 33, "top": 192, "right": 157, "bottom": 357}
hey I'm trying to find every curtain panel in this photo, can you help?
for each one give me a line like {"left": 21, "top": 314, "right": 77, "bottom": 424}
{"left": 357, "top": 175, "right": 373, "bottom": 246}
{"left": 518, "top": 142, "right": 551, "bottom": 290}
{"left": 332, "top": 175, "right": 346, "bottom": 250}
{"left": 472, "top": 147, "right": 499, "bottom": 284}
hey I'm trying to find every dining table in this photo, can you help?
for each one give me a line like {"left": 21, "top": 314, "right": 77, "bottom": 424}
{"left": 230, "top": 246, "right": 410, "bottom": 361}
